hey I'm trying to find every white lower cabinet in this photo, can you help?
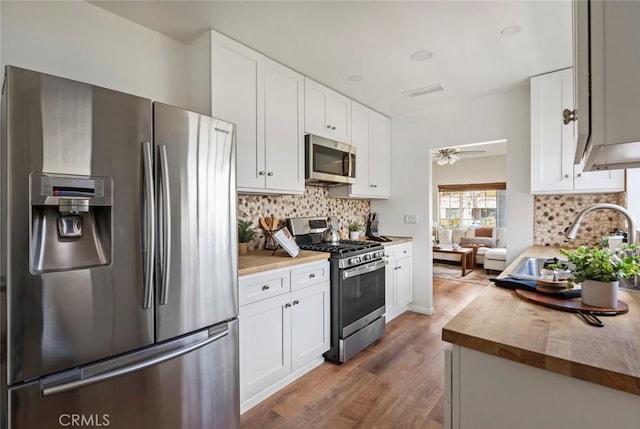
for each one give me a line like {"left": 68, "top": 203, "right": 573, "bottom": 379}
{"left": 239, "top": 260, "right": 330, "bottom": 413}
{"left": 445, "top": 345, "right": 640, "bottom": 429}
{"left": 384, "top": 243, "right": 413, "bottom": 322}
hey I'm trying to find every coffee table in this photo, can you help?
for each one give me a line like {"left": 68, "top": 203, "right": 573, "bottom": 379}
{"left": 432, "top": 246, "right": 474, "bottom": 276}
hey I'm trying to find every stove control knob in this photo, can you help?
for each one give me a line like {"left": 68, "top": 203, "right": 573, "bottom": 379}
{"left": 350, "top": 256, "right": 361, "bottom": 265}
{"left": 363, "top": 254, "right": 372, "bottom": 261}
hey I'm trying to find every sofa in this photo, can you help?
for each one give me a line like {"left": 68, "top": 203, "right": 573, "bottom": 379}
{"left": 433, "top": 226, "right": 507, "bottom": 272}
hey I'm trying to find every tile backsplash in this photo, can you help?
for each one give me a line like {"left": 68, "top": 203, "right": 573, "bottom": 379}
{"left": 238, "top": 186, "right": 370, "bottom": 250}
{"left": 533, "top": 192, "right": 627, "bottom": 248}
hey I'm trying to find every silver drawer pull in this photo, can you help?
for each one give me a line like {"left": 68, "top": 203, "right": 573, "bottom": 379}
{"left": 262, "top": 285, "right": 270, "bottom": 291}
{"left": 309, "top": 273, "right": 315, "bottom": 278}
{"left": 293, "top": 300, "right": 300, "bottom": 305}
{"left": 285, "top": 303, "right": 292, "bottom": 308}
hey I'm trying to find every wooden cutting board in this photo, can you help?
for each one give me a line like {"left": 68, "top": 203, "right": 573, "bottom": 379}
{"left": 515, "top": 289, "right": 629, "bottom": 314}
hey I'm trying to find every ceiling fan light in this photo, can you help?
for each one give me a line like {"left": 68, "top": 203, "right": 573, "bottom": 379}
{"left": 437, "top": 158, "right": 448, "bottom": 165}
{"left": 449, "top": 154, "right": 460, "bottom": 164}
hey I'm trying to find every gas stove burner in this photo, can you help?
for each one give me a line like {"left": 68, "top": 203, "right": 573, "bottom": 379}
{"left": 298, "top": 240, "right": 382, "bottom": 256}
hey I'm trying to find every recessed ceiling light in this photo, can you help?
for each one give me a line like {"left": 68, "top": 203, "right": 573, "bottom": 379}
{"left": 500, "top": 25, "right": 522, "bottom": 36}
{"left": 348, "top": 75, "right": 362, "bottom": 82}
{"left": 410, "top": 50, "right": 433, "bottom": 62}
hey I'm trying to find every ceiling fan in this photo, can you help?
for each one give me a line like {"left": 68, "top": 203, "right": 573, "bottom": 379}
{"left": 433, "top": 148, "right": 487, "bottom": 165}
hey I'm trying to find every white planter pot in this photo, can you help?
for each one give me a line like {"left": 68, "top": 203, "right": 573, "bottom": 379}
{"left": 350, "top": 231, "right": 361, "bottom": 240}
{"left": 580, "top": 279, "right": 619, "bottom": 308}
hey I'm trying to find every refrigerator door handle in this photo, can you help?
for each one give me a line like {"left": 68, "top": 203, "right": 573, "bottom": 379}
{"left": 42, "top": 327, "right": 229, "bottom": 397}
{"left": 159, "top": 144, "right": 171, "bottom": 306}
{"left": 142, "top": 141, "right": 156, "bottom": 309}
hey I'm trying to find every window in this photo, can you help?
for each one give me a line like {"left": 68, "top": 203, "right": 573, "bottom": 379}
{"left": 438, "top": 182, "right": 506, "bottom": 228}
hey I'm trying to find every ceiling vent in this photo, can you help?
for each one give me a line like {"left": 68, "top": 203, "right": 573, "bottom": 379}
{"left": 403, "top": 84, "right": 444, "bottom": 98}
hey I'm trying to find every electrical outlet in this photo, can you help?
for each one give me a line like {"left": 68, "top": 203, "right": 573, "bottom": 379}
{"left": 404, "top": 214, "right": 418, "bottom": 224}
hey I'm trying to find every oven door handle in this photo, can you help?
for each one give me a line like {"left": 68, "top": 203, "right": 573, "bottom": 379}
{"left": 342, "top": 259, "right": 387, "bottom": 279}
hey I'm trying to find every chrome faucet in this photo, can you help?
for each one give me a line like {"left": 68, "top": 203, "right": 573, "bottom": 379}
{"left": 565, "top": 203, "right": 636, "bottom": 246}
{"left": 565, "top": 203, "right": 637, "bottom": 289}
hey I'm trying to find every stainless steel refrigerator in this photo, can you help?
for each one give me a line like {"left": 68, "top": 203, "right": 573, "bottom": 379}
{"left": 0, "top": 66, "right": 239, "bottom": 428}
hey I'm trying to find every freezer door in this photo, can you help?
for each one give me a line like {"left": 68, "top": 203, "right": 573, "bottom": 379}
{"left": 153, "top": 103, "right": 238, "bottom": 342}
{"left": 4, "top": 67, "right": 154, "bottom": 385}
{"left": 9, "top": 320, "right": 239, "bottom": 429}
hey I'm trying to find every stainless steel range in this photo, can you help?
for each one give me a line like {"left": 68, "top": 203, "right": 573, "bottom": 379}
{"left": 289, "top": 216, "right": 387, "bottom": 363}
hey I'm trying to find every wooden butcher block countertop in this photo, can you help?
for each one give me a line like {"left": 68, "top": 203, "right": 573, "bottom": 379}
{"left": 238, "top": 250, "right": 331, "bottom": 276}
{"left": 442, "top": 245, "right": 640, "bottom": 396}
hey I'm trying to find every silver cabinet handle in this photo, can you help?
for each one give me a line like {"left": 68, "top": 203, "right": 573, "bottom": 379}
{"left": 577, "top": 173, "right": 582, "bottom": 177}
{"left": 293, "top": 300, "right": 300, "bottom": 305}
{"left": 159, "top": 145, "right": 171, "bottom": 306}
{"left": 267, "top": 172, "right": 274, "bottom": 176}
{"left": 285, "top": 303, "right": 292, "bottom": 308}
{"left": 326, "top": 124, "right": 331, "bottom": 129}
{"left": 309, "top": 273, "right": 315, "bottom": 278}
{"left": 43, "top": 328, "right": 228, "bottom": 397}
{"left": 142, "top": 141, "right": 155, "bottom": 309}
{"left": 564, "top": 174, "right": 571, "bottom": 179}
{"left": 259, "top": 171, "right": 266, "bottom": 176}
{"left": 262, "top": 285, "right": 270, "bottom": 291}
{"left": 563, "top": 108, "right": 577, "bottom": 124}
{"left": 331, "top": 126, "right": 336, "bottom": 130}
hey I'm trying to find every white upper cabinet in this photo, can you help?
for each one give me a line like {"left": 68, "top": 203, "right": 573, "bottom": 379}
{"left": 330, "top": 102, "right": 390, "bottom": 199}
{"left": 572, "top": 0, "right": 640, "bottom": 171}
{"left": 211, "top": 31, "right": 304, "bottom": 194}
{"left": 304, "top": 78, "right": 351, "bottom": 144}
{"left": 530, "top": 68, "right": 624, "bottom": 195}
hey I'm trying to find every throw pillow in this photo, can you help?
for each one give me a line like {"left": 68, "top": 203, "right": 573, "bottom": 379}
{"left": 475, "top": 227, "right": 493, "bottom": 238}
{"left": 460, "top": 237, "right": 496, "bottom": 248}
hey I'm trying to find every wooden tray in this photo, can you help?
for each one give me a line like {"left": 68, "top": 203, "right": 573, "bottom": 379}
{"left": 515, "top": 289, "right": 628, "bottom": 314}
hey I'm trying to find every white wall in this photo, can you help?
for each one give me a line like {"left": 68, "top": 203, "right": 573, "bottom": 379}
{"left": 372, "top": 88, "right": 532, "bottom": 314}
{"left": 1, "top": 1, "right": 187, "bottom": 107}
{"left": 431, "top": 154, "right": 507, "bottom": 221}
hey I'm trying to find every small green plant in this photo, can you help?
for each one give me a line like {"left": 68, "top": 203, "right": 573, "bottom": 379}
{"left": 349, "top": 222, "right": 364, "bottom": 232}
{"left": 238, "top": 219, "right": 255, "bottom": 243}
{"left": 560, "top": 244, "right": 640, "bottom": 288}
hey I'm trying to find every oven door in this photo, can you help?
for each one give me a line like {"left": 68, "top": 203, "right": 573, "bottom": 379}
{"left": 339, "top": 259, "right": 386, "bottom": 338}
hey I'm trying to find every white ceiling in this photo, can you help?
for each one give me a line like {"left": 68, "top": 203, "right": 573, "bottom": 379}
{"left": 90, "top": 0, "right": 572, "bottom": 118}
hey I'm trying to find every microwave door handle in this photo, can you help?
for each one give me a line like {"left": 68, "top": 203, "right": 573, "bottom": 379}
{"left": 342, "top": 153, "right": 349, "bottom": 176}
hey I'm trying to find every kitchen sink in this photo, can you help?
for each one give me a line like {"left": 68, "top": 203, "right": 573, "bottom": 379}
{"left": 510, "top": 257, "right": 639, "bottom": 292}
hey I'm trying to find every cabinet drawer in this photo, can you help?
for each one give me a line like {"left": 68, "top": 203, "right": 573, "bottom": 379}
{"left": 385, "top": 243, "right": 412, "bottom": 261}
{"left": 291, "top": 261, "right": 330, "bottom": 291}
{"left": 397, "top": 244, "right": 412, "bottom": 259}
{"left": 239, "top": 269, "right": 291, "bottom": 306}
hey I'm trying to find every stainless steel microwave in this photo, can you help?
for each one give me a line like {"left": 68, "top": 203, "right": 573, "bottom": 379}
{"left": 305, "top": 134, "right": 356, "bottom": 185}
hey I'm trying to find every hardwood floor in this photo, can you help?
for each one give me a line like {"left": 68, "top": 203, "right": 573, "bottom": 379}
{"left": 240, "top": 277, "right": 488, "bottom": 429}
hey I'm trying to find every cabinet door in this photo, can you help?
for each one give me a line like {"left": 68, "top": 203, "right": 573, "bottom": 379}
{"left": 572, "top": 0, "right": 590, "bottom": 164}
{"left": 395, "top": 256, "right": 413, "bottom": 308}
{"left": 530, "top": 69, "right": 575, "bottom": 193}
{"left": 349, "top": 102, "right": 372, "bottom": 196}
{"left": 329, "top": 92, "right": 351, "bottom": 144}
{"left": 291, "top": 282, "right": 330, "bottom": 371}
{"left": 239, "top": 294, "right": 291, "bottom": 401}
{"left": 573, "top": 167, "right": 625, "bottom": 192}
{"left": 264, "top": 59, "right": 305, "bottom": 193}
{"left": 304, "top": 78, "right": 330, "bottom": 138}
{"left": 370, "top": 112, "right": 390, "bottom": 198}
{"left": 211, "top": 32, "right": 265, "bottom": 190}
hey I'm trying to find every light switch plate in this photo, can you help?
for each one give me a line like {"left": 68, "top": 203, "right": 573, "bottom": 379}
{"left": 404, "top": 214, "right": 418, "bottom": 224}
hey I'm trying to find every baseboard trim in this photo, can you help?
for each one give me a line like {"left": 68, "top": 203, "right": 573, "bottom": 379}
{"left": 240, "top": 356, "right": 325, "bottom": 414}
{"left": 408, "top": 304, "right": 434, "bottom": 315}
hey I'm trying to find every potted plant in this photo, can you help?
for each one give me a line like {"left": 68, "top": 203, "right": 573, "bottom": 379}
{"left": 560, "top": 244, "right": 640, "bottom": 308}
{"left": 238, "top": 219, "right": 255, "bottom": 255}
{"left": 348, "top": 222, "right": 364, "bottom": 240}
